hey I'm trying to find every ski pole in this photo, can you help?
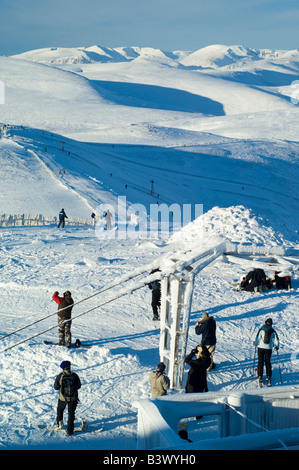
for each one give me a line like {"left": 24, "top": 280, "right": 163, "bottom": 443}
{"left": 253, "top": 346, "right": 257, "bottom": 375}
{"left": 276, "top": 348, "right": 283, "bottom": 384}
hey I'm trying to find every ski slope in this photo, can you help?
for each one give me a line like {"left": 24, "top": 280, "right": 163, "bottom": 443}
{"left": 0, "top": 43, "right": 298, "bottom": 450}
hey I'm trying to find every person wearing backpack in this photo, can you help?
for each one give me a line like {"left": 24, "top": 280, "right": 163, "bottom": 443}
{"left": 54, "top": 360, "right": 81, "bottom": 436}
{"left": 254, "top": 318, "right": 280, "bottom": 387}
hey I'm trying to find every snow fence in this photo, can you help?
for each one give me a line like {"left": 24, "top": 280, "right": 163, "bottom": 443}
{"left": 0, "top": 214, "right": 92, "bottom": 227}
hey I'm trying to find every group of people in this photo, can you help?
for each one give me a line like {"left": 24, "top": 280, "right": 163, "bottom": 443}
{"left": 51, "top": 266, "right": 281, "bottom": 436}
{"left": 240, "top": 267, "right": 291, "bottom": 292}
{"left": 149, "top": 312, "right": 280, "bottom": 401}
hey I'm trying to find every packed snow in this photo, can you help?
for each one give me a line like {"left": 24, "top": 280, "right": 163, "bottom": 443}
{"left": 0, "top": 43, "right": 298, "bottom": 450}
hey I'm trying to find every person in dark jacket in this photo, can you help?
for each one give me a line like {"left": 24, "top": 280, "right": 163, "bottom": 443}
{"left": 148, "top": 269, "right": 161, "bottom": 321}
{"left": 54, "top": 360, "right": 81, "bottom": 436}
{"left": 185, "top": 344, "right": 211, "bottom": 393}
{"left": 57, "top": 208, "right": 68, "bottom": 228}
{"left": 195, "top": 312, "right": 216, "bottom": 370}
{"left": 53, "top": 290, "right": 74, "bottom": 348}
{"left": 240, "top": 268, "right": 267, "bottom": 292}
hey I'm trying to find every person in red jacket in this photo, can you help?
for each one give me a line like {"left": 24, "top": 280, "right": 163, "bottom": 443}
{"left": 53, "top": 291, "right": 74, "bottom": 348}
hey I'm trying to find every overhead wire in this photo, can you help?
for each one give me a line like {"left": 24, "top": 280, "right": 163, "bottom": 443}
{"left": 0, "top": 257, "right": 163, "bottom": 343}
{"left": 0, "top": 271, "right": 163, "bottom": 354}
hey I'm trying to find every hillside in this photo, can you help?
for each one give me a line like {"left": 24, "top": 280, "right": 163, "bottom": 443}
{"left": 0, "top": 43, "right": 298, "bottom": 450}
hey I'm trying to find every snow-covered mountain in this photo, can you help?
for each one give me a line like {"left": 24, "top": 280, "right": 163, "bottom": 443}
{"left": 0, "top": 43, "right": 298, "bottom": 450}
{"left": 10, "top": 43, "right": 299, "bottom": 69}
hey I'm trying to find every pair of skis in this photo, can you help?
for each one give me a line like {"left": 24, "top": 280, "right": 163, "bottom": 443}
{"left": 38, "top": 419, "right": 103, "bottom": 435}
{"left": 252, "top": 347, "right": 283, "bottom": 387}
{"left": 43, "top": 340, "right": 93, "bottom": 349}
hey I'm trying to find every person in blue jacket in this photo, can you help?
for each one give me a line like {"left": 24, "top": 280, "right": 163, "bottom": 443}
{"left": 195, "top": 312, "right": 216, "bottom": 371}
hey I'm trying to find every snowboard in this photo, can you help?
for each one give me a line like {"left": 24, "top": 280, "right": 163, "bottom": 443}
{"left": 43, "top": 339, "right": 92, "bottom": 349}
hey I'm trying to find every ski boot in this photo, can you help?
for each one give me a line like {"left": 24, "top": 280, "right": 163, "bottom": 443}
{"left": 267, "top": 376, "right": 271, "bottom": 387}
{"left": 258, "top": 377, "right": 263, "bottom": 388}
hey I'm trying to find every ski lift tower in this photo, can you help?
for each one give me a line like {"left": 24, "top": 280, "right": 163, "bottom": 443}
{"left": 159, "top": 242, "right": 227, "bottom": 389}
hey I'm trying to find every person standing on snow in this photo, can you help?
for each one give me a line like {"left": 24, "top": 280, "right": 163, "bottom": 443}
{"left": 53, "top": 290, "right": 74, "bottom": 348}
{"left": 254, "top": 318, "right": 280, "bottom": 387}
{"left": 148, "top": 268, "right": 161, "bottom": 321}
{"left": 54, "top": 360, "right": 81, "bottom": 436}
{"left": 149, "top": 362, "right": 170, "bottom": 398}
{"left": 104, "top": 209, "right": 112, "bottom": 229}
{"left": 195, "top": 312, "right": 216, "bottom": 370}
{"left": 184, "top": 344, "right": 211, "bottom": 393}
{"left": 57, "top": 208, "right": 68, "bottom": 228}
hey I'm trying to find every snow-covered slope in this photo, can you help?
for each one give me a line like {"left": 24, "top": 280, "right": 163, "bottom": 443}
{"left": 0, "top": 43, "right": 298, "bottom": 450}
{"left": 1, "top": 51, "right": 298, "bottom": 145}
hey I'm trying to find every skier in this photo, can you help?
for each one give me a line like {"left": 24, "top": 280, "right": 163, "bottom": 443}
{"left": 149, "top": 362, "right": 170, "bottom": 398}
{"left": 184, "top": 344, "right": 211, "bottom": 393}
{"left": 104, "top": 209, "right": 112, "bottom": 229}
{"left": 130, "top": 211, "right": 139, "bottom": 227}
{"left": 254, "top": 318, "right": 280, "bottom": 387}
{"left": 148, "top": 269, "right": 161, "bottom": 321}
{"left": 57, "top": 208, "right": 68, "bottom": 228}
{"left": 53, "top": 290, "right": 74, "bottom": 348}
{"left": 195, "top": 312, "right": 216, "bottom": 370}
{"left": 54, "top": 360, "right": 81, "bottom": 436}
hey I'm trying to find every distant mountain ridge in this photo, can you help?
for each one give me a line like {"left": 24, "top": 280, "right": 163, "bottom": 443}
{"left": 11, "top": 44, "right": 299, "bottom": 69}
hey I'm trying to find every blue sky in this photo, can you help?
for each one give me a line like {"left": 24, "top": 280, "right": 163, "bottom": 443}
{"left": 1, "top": 0, "right": 298, "bottom": 55}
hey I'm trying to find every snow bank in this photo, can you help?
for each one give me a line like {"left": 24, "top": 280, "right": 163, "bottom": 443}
{"left": 170, "top": 205, "right": 285, "bottom": 250}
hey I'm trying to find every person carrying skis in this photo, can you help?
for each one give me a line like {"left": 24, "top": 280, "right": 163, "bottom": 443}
{"left": 149, "top": 362, "right": 170, "bottom": 398}
{"left": 184, "top": 344, "right": 211, "bottom": 393}
{"left": 148, "top": 269, "right": 161, "bottom": 321}
{"left": 54, "top": 360, "right": 81, "bottom": 436}
{"left": 57, "top": 208, "right": 68, "bottom": 228}
{"left": 195, "top": 312, "right": 216, "bottom": 371}
{"left": 53, "top": 290, "right": 74, "bottom": 348}
{"left": 254, "top": 318, "right": 280, "bottom": 387}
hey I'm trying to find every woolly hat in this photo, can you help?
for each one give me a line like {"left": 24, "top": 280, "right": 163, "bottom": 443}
{"left": 60, "top": 360, "right": 71, "bottom": 370}
{"left": 265, "top": 318, "right": 273, "bottom": 326}
{"left": 202, "top": 312, "right": 209, "bottom": 319}
{"left": 157, "top": 362, "right": 166, "bottom": 371}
